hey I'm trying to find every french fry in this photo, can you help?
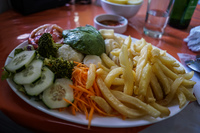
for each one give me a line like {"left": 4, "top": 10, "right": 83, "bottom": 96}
{"left": 176, "top": 89, "right": 187, "bottom": 108}
{"left": 154, "top": 57, "right": 196, "bottom": 87}
{"left": 124, "top": 35, "right": 132, "bottom": 48}
{"left": 101, "top": 53, "right": 117, "bottom": 68}
{"left": 111, "top": 90, "right": 161, "bottom": 118}
{"left": 96, "top": 68, "right": 124, "bottom": 86}
{"left": 110, "top": 65, "right": 119, "bottom": 70}
{"left": 136, "top": 95, "right": 145, "bottom": 102}
{"left": 130, "top": 42, "right": 139, "bottom": 56}
{"left": 149, "top": 102, "right": 170, "bottom": 117}
{"left": 138, "top": 62, "right": 152, "bottom": 96}
{"left": 98, "top": 62, "right": 110, "bottom": 72}
{"left": 145, "top": 86, "right": 156, "bottom": 103}
{"left": 151, "top": 48, "right": 161, "bottom": 57}
{"left": 152, "top": 62, "right": 170, "bottom": 95}
{"left": 112, "top": 78, "right": 124, "bottom": 85}
{"left": 135, "top": 44, "right": 152, "bottom": 83}
{"left": 99, "top": 29, "right": 114, "bottom": 39}
{"left": 104, "top": 67, "right": 123, "bottom": 88}
{"left": 86, "top": 64, "right": 96, "bottom": 89}
{"left": 155, "top": 57, "right": 178, "bottom": 80}
{"left": 150, "top": 72, "right": 164, "bottom": 100}
{"left": 104, "top": 39, "right": 121, "bottom": 55}
{"left": 119, "top": 45, "right": 134, "bottom": 95}
{"left": 157, "top": 55, "right": 176, "bottom": 66}
{"left": 179, "top": 86, "right": 196, "bottom": 101}
{"left": 96, "top": 68, "right": 108, "bottom": 80}
{"left": 158, "top": 76, "right": 184, "bottom": 106}
{"left": 90, "top": 96, "right": 113, "bottom": 114}
{"left": 110, "top": 48, "right": 121, "bottom": 56}
{"left": 132, "top": 56, "right": 139, "bottom": 67}
{"left": 113, "top": 35, "right": 125, "bottom": 47}
{"left": 135, "top": 38, "right": 147, "bottom": 52}
{"left": 182, "top": 79, "right": 196, "bottom": 88}
{"left": 182, "top": 71, "right": 194, "bottom": 80}
{"left": 97, "top": 77, "right": 146, "bottom": 118}
{"left": 172, "top": 66, "right": 185, "bottom": 74}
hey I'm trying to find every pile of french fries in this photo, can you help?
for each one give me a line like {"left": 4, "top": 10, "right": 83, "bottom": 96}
{"left": 86, "top": 29, "right": 196, "bottom": 119}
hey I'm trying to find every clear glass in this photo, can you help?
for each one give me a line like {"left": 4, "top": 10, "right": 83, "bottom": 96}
{"left": 143, "top": 0, "right": 174, "bottom": 38}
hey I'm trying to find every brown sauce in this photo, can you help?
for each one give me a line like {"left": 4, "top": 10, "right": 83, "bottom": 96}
{"left": 99, "top": 20, "right": 123, "bottom": 26}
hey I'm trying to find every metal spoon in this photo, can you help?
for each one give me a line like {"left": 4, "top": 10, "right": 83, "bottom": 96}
{"left": 185, "top": 55, "right": 200, "bottom": 73}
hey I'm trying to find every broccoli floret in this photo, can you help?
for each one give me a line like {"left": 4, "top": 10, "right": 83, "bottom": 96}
{"left": 37, "top": 33, "right": 63, "bottom": 58}
{"left": 44, "top": 58, "right": 74, "bottom": 79}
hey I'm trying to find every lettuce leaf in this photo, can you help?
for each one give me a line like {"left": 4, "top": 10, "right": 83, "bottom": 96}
{"left": 62, "top": 25, "right": 105, "bottom": 56}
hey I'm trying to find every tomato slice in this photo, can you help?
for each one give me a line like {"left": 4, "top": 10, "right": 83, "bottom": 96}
{"left": 28, "top": 24, "right": 63, "bottom": 49}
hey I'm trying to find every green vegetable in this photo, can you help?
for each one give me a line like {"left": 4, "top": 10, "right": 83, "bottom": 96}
{"left": 42, "top": 78, "right": 74, "bottom": 109}
{"left": 62, "top": 25, "right": 105, "bottom": 56}
{"left": 5, "top": 50, "right": 36, "bottom": 73}
{"left": 1, "top": 70, "right": 13, "bottom": 80}
{"left": 37, "top": 33, "right": 63, "bottom": 58}
{"left": 14, "top": 48, "right": 24, "bottom": 56}
{"left": 13, "top": 59, "right": 43, "bottom": 85}
{"left": 24, "top": 66, "right": 55, "bottom": 96}
{"left": 44, "top": 58, "right": 74, "bottom": 79}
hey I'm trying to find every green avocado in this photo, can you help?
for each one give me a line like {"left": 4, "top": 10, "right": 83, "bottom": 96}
{"left": 62, "top": 25, "right": 105, "bottom": 56}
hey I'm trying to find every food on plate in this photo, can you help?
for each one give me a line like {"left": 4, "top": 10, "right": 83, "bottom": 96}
{"left": 5, "top": 50, "right": 36, "bottom": 73}
{"left": 99, "top": 29, "right": 116, "bottom": 39}
{"left": 13, "top": 59, "right": 43, "bottom": 85}
{"left": 69, "top": 63, "right": 110, "bottom": 129}
{"left": 44, "top": 58, "right": 74, "bottom": 79}
{"left": 83, "top": 55, "right": 102, "bottom": 67}
{"left": 2, "top": 25, "right": 197, "bottom": 128}
{"left": 62, "top": 25, "right": 105, "bottom": 56}
{"left": 37, "top": 33, "right": 63, "bottom": 58}
{"left": 58, "top": 45, "right": 84, "bottom": 62}
{"left": 119, "top": 44, "right": 134, "bottom": 95}
{"left": 29, "top": 24, "right": 63, "bottom": 48}
{"left": 86, "top": 64, "right": 96, "bottom": 89}
{"left": 97, "top": 77, "right": 147, "bottom": 118}
{"left": 90, "top": 95, "right": 113, "bottom": 114}
{"left": 24, "top": 67, "right": 55, "bottom": 96}
{"left": 42, "top": 78, "right": 74, "bottom": 109}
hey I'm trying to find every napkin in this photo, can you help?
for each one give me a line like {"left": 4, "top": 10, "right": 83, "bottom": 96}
{"left": 177, "top": 53, "right": 200, "bottom": 105}
{"left": 184, "top": 26, "right": 200, "bottom": 52}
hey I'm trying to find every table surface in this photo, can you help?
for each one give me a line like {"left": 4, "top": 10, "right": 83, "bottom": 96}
{"left": 0, "top": 0, "right": 200, "bottom": 132}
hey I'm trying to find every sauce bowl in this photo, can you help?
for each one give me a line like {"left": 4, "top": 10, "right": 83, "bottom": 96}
{"left": 94, "top": 14, "right": 128, "bottom": 33}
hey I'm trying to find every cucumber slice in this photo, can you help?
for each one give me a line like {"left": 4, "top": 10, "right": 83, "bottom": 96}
{"left": 5, "top": 50, "right": 36, "bottom": 73}
{"left": 42, "top": 78, "right": 74, "bottom": 109}
{"left": 24, "top": 67, "right": 55, "bottom": 96}
{"left": 13, "top": 59, "right": 43, "bottom": 85}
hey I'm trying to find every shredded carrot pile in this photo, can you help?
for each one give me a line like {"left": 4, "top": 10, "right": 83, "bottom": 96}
{"left": 65, "top": 62, "right": 112, "bottom": 129}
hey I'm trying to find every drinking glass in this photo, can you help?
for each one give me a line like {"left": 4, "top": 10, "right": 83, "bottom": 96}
{"left": 143, "top": 0, "right": 174, "bottom": 38}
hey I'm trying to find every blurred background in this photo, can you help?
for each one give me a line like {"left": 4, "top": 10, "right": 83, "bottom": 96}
{"left": 0, "top": 0, "right": 12, "bottom": 13}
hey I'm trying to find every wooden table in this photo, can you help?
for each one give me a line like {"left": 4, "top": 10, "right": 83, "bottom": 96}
{"left": 0, "top": 0, "right": 200, "bottom": 132}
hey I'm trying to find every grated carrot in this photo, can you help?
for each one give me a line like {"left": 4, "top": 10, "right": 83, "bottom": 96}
{"left": 66, "top": 62, "right": 114, "bottom": 129}
{"left": 63, "top": 98, "right": 80, "bottom": 112}
{"left": 88, "top": 107, "right": 94, "bottom": 129}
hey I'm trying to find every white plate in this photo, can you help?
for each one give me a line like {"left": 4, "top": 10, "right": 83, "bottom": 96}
{"left": 5, "top": 34, "right": 196, "bottom": 128}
